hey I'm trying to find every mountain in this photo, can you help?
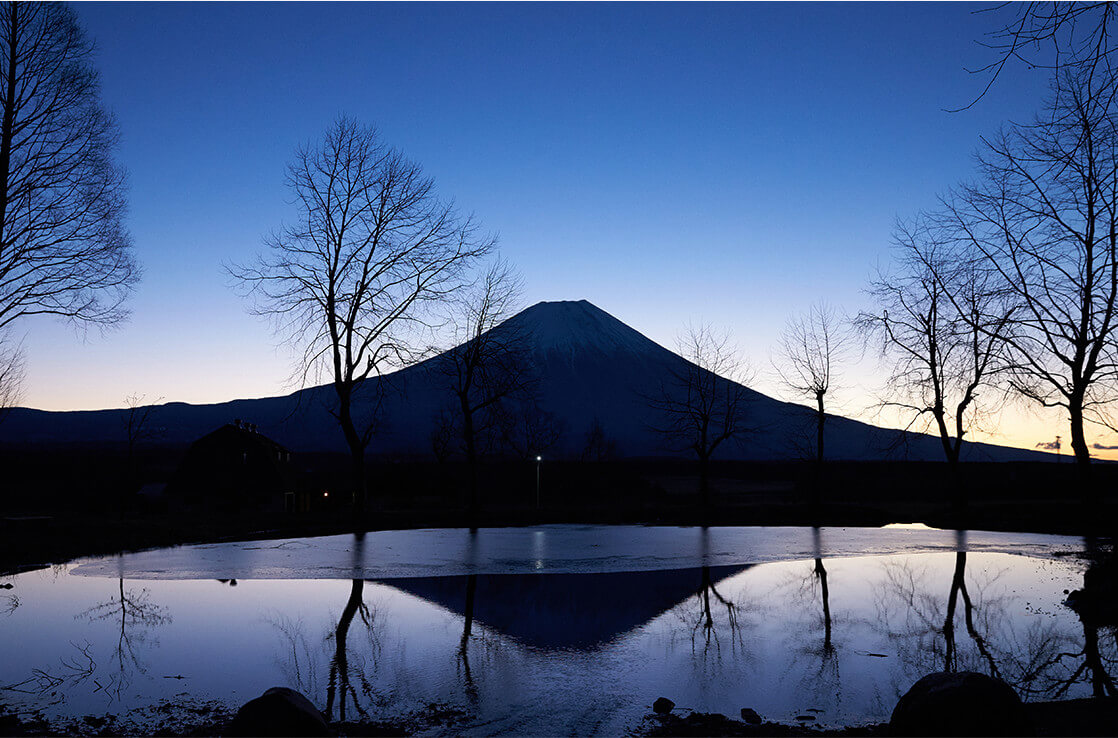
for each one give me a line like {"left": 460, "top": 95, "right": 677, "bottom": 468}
{"left": 0, "top": 299, "right": 1047, "bottom": 462}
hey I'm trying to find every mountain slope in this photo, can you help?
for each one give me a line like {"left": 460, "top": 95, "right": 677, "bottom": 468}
{"left": 0, "top": 299, "right": 1048, "bottom": 462}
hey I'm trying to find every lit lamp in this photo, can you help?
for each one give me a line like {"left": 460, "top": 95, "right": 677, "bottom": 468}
{"left": 535, "top": 455, "right": 542, "bottom": 509}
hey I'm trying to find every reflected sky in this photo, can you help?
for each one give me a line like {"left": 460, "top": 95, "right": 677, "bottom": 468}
{"left": 2, "top": 528, "right": 1112, "bottom": 734}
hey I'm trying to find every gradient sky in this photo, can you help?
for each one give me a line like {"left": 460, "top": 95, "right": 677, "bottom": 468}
{"left": 19, "top": 2, "right": 1099, "bottom": 456}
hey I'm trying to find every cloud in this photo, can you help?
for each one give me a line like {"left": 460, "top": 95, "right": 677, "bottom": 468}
{"left": 1036, "top": 441, "right": 1061, "bottom": 450}
{"left": 1091, "top": 443, "right": 1118, "bottom": 450}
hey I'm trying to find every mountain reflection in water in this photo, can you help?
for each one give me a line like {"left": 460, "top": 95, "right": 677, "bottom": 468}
{"left": 387, "top": 566, "right": 749, "bottom": 651}
{"left": 0, "top": 534, "right": 1113, "bottom": 734}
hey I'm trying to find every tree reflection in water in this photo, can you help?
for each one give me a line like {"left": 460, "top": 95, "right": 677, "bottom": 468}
{"left": 873, "top": 534, "right": 1118, "bottom": 702}
{"left": 1046, "top": 539, "right": 1117, "bottom": 699}
{"left": 77, "top": 572, "right": 171, "bottom": 701}
{"left": 772, "top": 527, "right": 840, "bottom": 705}
{"left": 266, "top": 533, "right": 386, "bottom": 723}
{"left": 457, "top": 573, "right": 479, "bottom": 706}
{"left": 326, "top": 578, "right": 377, "bottom": 722}
{"left": 673, "top": 529, "right": 752, "bottom": 660}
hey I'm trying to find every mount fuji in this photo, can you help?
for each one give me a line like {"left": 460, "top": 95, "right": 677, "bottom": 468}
{"left": 0, "top": 300, "right": 1045, "bottom": 462}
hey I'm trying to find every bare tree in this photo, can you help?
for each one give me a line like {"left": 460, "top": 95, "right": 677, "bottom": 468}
{"left": 435, "top": 259, "right": 534, "bottom": 513}
{"left": 961, "top": 3, "right": 1116, "bottom": 111}
{"left": 233, "top": 118, "right": 494, "bottom": 511}
{"left": 773, "top": 303, "right": 848, "bottom": 465}
{"left": 580, "top": 417, "right": 617, "bottom": 462}
{"left": 120, "top": 393, "right": 162, "bottom": 509}
{"left": 649, "top": 324, "right": 752, "bottom": 508}
{"left": 947, "top": 67, "right": 1118, "bottom": 471}
{"left": 0, "top": 332, "right": 21, "bottom": 423}
{"left": 123, "top": 393, "right": 161, "bottom": 463}
{"left": 499, "top": 399, "right": 564, "bottom": 461}
{"left": 858, "top": 215, "right": 1014, "bottom": 483}
{"left": 0, "top": 2, "right": 136, "bottom": 331}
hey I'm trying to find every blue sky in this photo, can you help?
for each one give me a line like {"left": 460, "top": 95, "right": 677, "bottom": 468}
{"left": 22, "top": 2, "right": 1082, "bottom": 452}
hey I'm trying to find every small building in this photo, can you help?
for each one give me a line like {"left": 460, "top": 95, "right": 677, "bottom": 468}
{"left": 168, "top": 420, "right": 299, "bottom": 511}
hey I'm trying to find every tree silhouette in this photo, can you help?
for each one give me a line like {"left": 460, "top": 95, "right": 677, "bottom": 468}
{"left": 0, "top": 333, "right": 21, "bottom": 424}
{"left": 233, "top": 118, "right": 493, "bottom": 510}
{"left": 649, "top": 324, "right": 752, "bottom": 509}
{"left": 121, "top": 393, "right": 162, "bottom": 509}
{"left": 774, "top": 303, "right": 848, "bottom": 467}
{"left": 859, "top": 215, "right": 1014, "bottom": 505}
{"left": 435, "top": 260, "right": 534, "bottom": 514}
{"left": 945, "top": 67, "right": 1118, "bottom": 473}
{"left": 960, "top": 3, "right": 1116, "bottom": 111}
{"left": 0, "top": 3, "right": 136, "bottom": 333}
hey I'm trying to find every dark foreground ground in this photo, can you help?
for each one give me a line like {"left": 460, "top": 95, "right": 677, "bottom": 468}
{"left": 3, "top": 455, "right": 1117, "bottom": 575}
{"left": 2, "top": 697, "right": 1116, "bottom": 737}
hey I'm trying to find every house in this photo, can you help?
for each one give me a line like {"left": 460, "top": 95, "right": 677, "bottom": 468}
{"left": 168, "top": 420, "right": 300, "bottom": 511}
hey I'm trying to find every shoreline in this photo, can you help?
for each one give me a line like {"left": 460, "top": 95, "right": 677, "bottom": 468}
{"left": 3, "top": 498, "right": 1113, "bottom": 577}
{"left": 4, "top": 698, "right": 1116, "bottom": 737}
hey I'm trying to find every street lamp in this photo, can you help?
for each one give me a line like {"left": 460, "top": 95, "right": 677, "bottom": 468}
{"left": 535, "top": 455, "right": 542, "bottom": 509}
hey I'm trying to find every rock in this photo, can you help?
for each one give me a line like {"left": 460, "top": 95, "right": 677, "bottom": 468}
{"left": 739, "top": 708, "right": 762, "bottom": 724}
{"left": 794, "top": 715, "right": 816, "bottom": 721}
{"left": 890, "top": 672, "right": 1029, "bottom": 737}
{"left": 227, "top": 687, "right": 331, "bottom": 736}
{"left": 652, "top": 697, "right": 675, "bottom": 715}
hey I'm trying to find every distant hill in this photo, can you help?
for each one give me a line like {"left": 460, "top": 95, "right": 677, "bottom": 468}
{"left": 0, "top": 299, "right": 1050, "bottom": 462}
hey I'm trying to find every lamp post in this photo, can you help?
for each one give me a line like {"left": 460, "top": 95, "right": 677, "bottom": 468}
{"left": 535, "top": 455, "right": 542, "bottom": 509}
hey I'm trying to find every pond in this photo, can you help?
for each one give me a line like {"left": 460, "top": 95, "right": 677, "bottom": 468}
{"left": 1, "top": 525, "right": 1112, "bottom": 735}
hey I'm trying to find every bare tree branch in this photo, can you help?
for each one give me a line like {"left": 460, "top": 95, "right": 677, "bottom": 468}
{"left": 0, "top": 2, "right": 136, "bottom": 332}
{"left": 432, "top": 258, "right": 535, "bottom": 512}
{"left": 857, "top": 213, "right": 1015, "bottom": 483}
{"left": 231, "top": 117, "right": 494, "bottom": 510}
{"left": 947, "top": 66, "right": 1118, "bottom": 470}
{"left": 773, "top": 303, "right": 851, "bottom": 465}
{"left": 648, "top": 324, "right": 753, "bottom": 508}
{"left": 957, "top": 3, "right": 1116, "bottom": 111}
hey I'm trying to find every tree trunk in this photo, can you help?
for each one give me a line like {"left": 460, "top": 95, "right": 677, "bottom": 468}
{"left": 698, "top": 453, "right": 710, "bottom": 511}
{"left": 1068, "top": 396, "right": 1092, "bottom": 470}
{"left": 336, "top": 390, "right": 367, "bottom": 513}
{"left": 0, "top": 4, "right": 19, "bottom": 253}
{"left": 1067, "top": 396, "right": 1099, "bottom": 519}
{"left": 948, "top": 455, "right": 967, "bottom": 522}
{"left": 815, "top": 392, "right": 825, "bottom": 465}
{"left": 460, "top": 395, "right": 478, "bottom": 514}
{"left": 813, "top": 392, "right": 826, "bottom": 510}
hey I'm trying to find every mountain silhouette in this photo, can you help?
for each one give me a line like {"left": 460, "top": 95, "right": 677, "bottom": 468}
{"left": 0, "top": 299, "right": 1046, "bottom": 461}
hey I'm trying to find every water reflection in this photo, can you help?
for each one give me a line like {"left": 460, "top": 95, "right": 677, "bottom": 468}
{"left": 1057, "top": 546, "right": 1117, "bottom": 699}
{"left": 77, "top": 574, "right": 171, "bottom": 700}
{"left": 870, "top": 534, "right": 1118, "bottom": 706}
{"left": 1, "top": 530, "right": 1114, "bottom": 734}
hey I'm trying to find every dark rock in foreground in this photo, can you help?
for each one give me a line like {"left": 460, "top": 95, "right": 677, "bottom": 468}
{"left": 226, "top": 687, "right": 331, "bottom": 737}
{"left": 653, "top": 697, "right": 676, "bottom": 715}
{"left": 740, "top": 708, "right": 762, "bottom": 725}
{"left": 890, "top": 672, "right": 1029, "bottom": 737}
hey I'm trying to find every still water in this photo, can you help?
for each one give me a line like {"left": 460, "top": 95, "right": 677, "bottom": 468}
{"left": 1, "top": 525, "right": 1112, "bottom": 734}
